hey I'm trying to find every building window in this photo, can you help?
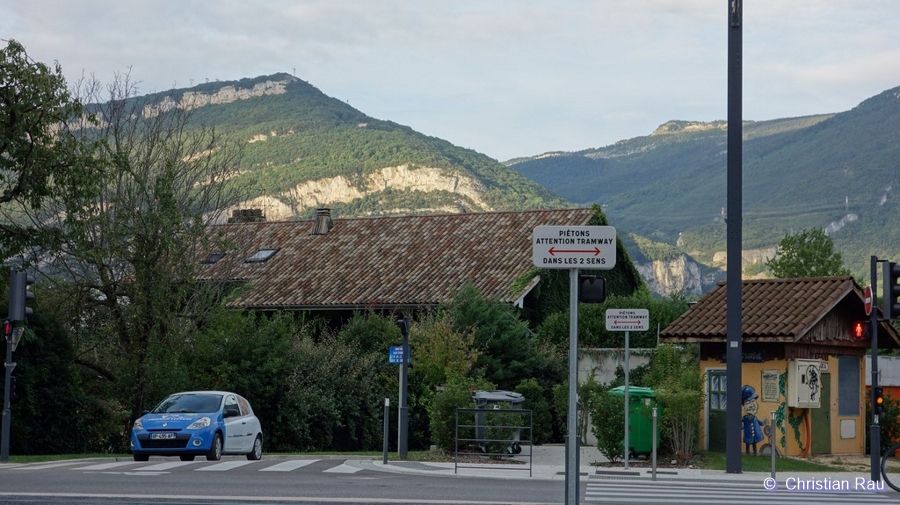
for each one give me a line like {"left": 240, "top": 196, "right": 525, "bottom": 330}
{"left": 838, "top": 356, "right": 860, "bottom": 416}
{"left": 201, "top": 252, "right": 226, "bottom": 264}
{"left": 709, "top": 372, "right": 727, "bottom": 411}
{"left": 244, "top": 248, "right": 278, "bottom": 263}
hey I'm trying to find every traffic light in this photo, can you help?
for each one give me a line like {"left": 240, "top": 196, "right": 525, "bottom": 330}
{"left": 395, "top": 317, "right": 409, "bottom": 338}
{"left": 578, "top": 275, "right": 606, "bottom": 304}
{"left": 883, "top": 261, "right": 900, "bottom": 320}
{"left": 874, "top": 386, "right": 885, "bottom": 416}
{"left": 7, "top": 270, "right": 35, "bottom": 322}
{"left": 852, "top": 321, "right": 869, "bottom": 340}
{"left": 1, "top": 320, "right": 10, "bottom": 340}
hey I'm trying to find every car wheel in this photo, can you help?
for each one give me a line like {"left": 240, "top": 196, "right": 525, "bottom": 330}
{"left": 133, "top": 453, "right": 149, "bottom": 462}
{"left": 180, "top": 455, "right": 195, "bottom": 461}
{"left": 206, "top": 433, "right": 223, "bottom": 461}
{"left": 247, "top": 435, "right": 263, "bottom": 461}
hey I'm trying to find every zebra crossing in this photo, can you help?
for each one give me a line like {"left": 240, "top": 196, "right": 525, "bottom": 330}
{"left": 584, "top": 478, "right": 899, "bottom": 504}
{"left": 0, "top": 458, "right": 364, "bottom": 475}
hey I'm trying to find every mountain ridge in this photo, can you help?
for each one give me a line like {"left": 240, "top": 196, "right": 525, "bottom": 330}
{"left": 508, "top": 85, "right": 900, "bottom": 283}
{"left": 135, "top": 73, "right": 570, "bottom": 219}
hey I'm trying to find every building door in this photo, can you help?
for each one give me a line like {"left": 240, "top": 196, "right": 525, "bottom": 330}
{"left": 707, "top": 370, "right": 728, "bottom": 452}
{"left": 811, "top": 372, "right": 831, "bottom": 455}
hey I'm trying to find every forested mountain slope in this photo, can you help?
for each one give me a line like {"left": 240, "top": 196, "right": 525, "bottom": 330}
{"left": 133, "top": 73, "right": 569, "bottom": 220}
{"left": 510, "top": 87, "right": 900, "bottom": 279}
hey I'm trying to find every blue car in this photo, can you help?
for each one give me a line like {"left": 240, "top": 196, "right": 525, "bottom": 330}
{"left": 131, "top": 391, "right": 263, "bottom": 462}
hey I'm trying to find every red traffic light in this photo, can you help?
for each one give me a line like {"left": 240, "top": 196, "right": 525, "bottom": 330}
{"left": 853, "top": 321, "right": 869, "bottom": 340}
{"left": 2, "top": 320, "right": 10, "bottom": 339}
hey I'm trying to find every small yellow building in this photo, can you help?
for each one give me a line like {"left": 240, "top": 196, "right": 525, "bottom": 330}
{"left": 661, "top": 277, "right": 900, "bottom": 457}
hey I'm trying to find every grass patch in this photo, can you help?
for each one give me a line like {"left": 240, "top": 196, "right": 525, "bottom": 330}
{"left": 697, "top": 452, "right": 841, "bottom": 472}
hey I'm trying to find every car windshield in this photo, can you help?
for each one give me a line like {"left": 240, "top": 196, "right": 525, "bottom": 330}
{"left": 151, "top": 393, "right": 223, "bottom": 414}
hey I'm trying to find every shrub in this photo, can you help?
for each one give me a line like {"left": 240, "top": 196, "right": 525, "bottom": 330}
{"left": 428, "top": 372, "right": 493, "bottom": 451}
{"left": 591, "top": 388, "right": 625, "bottom": 462}
{"left": 655, "top": 387, "right": 703, "bottom": 462}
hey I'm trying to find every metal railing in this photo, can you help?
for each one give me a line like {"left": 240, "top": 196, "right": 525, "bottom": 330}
{"left": 454, "top": 407, "right": 533, "bottom": 476}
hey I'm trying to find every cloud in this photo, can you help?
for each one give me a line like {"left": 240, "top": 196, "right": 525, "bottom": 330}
{"left": 3, "top": 0, "right": 898, "bottom": 160}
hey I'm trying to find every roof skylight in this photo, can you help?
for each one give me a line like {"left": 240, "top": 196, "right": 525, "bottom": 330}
{"left": 244, "top": 248, "right": 278, "bottom": 263}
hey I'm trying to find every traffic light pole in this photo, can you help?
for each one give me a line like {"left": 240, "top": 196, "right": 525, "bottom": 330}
{"left": 1, "top": 326, "right": 13, "bottom": 462}
{"left": 3, "top": 268, "right": 34, "bottom": 462}
{"left": 870, "top": 255, "right": 880, "bottom": 481}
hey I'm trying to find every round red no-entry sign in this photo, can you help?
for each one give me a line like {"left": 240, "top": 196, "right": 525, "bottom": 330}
{"left": 864, "top": 285, "right": 873, "bottom": 316}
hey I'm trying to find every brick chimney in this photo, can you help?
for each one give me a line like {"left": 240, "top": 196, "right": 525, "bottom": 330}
{"left": 310, "top": 208, "right": 333, "bottom": 235}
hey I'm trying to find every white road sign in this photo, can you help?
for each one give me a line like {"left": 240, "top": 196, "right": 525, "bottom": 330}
{"left": 606, "top": 309, "right": 650, "bottom": 332}
{"left": 532, "top": 226, "right": 616, "bottom": 269}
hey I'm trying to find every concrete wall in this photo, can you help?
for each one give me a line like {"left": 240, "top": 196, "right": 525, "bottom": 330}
{"left": 579, "top": 348, "right": 653, "bottom": 446}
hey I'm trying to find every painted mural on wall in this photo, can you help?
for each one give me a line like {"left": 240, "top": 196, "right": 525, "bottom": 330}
{"left": 741, "top": 385, "right": 765, "bottom": 454}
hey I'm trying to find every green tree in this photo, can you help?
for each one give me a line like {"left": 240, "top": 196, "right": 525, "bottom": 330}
{"left": 443, "top": 282, "right": 565, "bottom": 392}
{"left": 282, "top": 330, "right": 388, "bottom": 451}
{"left": 410, "top": 311, "right": 479, "bottom": 387}
{"left": 536, "top": 289, "right": 691, "bottom": 349}
{"left": 41, "top": 72, "right": 247, "bottom": 430}
{"left": 766, "top": 228, "right": 851, "bottom": 278}
{"left": 0, "top": 39, "right": 103, "bottom": 257}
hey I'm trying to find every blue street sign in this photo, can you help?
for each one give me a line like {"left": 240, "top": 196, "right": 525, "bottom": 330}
{"left": 389, "top": 345, "right": 406, "bottom": 364}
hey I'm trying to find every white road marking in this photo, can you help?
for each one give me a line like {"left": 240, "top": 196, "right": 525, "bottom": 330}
{"left": 195, "top": 460, "right": 257, "bottom": 471}
{"left": 72, "top": 461, "right": 139, "bottom": 471}
{"left": 135, "top": 461, "right": 199, "bottom": 471}
{"left": 322, "top": 463, "right": 361, "bottom": 474}
{"left": 258, "top": 459, "right": 320, "bottom": 472}
{"left": 12, "top": 461, "right": 84, "bottom": 471}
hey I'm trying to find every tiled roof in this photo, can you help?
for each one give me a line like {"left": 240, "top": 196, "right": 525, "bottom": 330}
{"left": 199, "top": 208, "right": 597, "bottom": 310}
{"left": 661, "top": 276, "right": 900, "bottom": 345}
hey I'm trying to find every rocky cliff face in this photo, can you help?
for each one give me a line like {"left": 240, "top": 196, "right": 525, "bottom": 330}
{"left": 217, "top": 164, "right": 491, "bottom": 223}
{"left": 635, "top": 255, "right": 723, "bottom": 297}
{"left": 144, "top": 78, "right": 293, "bottom": 117}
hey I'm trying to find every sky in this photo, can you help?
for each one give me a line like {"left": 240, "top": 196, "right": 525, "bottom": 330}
{"left": 4, "top": 1, "right": 900, "bottom": 162}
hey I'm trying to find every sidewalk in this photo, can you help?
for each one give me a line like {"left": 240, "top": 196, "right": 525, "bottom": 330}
{"left": 361, "top": 444, "right": 886, "bottom": 488}
{"left": 364, "top": 444, "right": 599, "bottom": 481}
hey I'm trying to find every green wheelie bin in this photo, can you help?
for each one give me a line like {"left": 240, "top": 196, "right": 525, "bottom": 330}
{"left": 608, "top": 386, "right": 661, "bottom": 457}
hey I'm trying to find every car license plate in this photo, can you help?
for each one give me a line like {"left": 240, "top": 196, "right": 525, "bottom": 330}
{"left": 151, "top": 432, "right": 176, "bottom": 440}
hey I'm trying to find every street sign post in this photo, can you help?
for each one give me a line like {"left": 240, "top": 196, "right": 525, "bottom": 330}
{"left": 533, "top": 225, "right": 616, "bottom": 505}
{"left": 605, "top": 308, "right": 650, "bottom": 470}
{"left": 532, "top": 226, "right": 616, "bottom": 269}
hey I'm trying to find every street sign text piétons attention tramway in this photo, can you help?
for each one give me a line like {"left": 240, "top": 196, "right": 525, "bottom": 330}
{"left": 532, "top": 226, "right": 616, "bottom": 269}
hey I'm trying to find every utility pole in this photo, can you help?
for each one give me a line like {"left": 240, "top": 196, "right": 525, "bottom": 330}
{"left": 725, "top": 0, "right": 744, "bottom": 474}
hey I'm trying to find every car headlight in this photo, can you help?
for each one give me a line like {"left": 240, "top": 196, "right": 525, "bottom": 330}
{"left": 186, "top": 417, "right": 211, "bottom": 430}
{"left": 133, "top": 418, "right": 143, "bottom": 430}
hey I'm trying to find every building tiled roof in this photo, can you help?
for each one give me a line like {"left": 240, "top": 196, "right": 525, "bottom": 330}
{"left": 661, "top": 276, "right": 900, "bottom": 345}
{"left": 199, "top": 208, "right": 597, "bottom": 310}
